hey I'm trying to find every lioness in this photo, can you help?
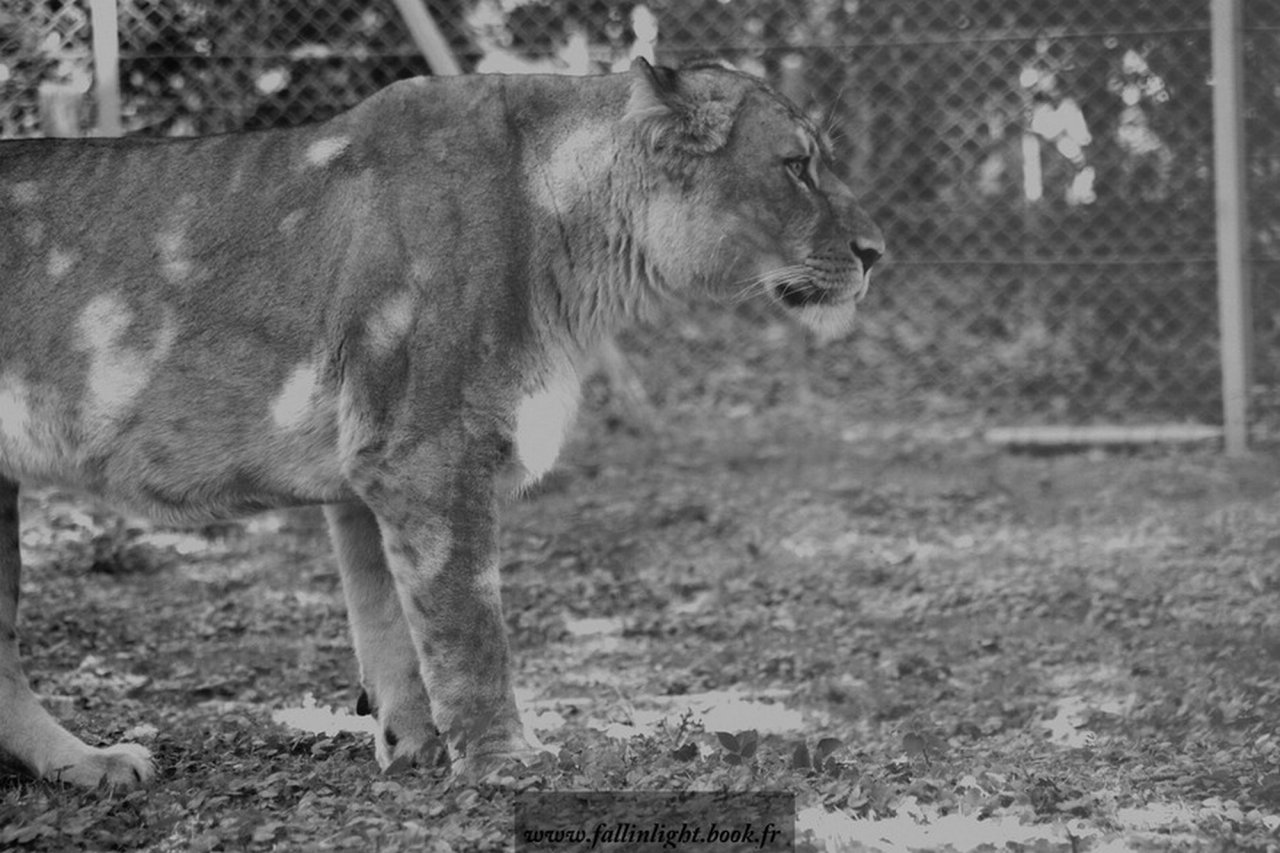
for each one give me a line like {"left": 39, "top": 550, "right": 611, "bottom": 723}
{"left": 0, "top": 59, "right": 883, "bottom": 787}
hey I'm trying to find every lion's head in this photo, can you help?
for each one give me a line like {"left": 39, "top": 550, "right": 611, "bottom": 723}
{"left": 624, "top": 58, "right": 885, "bottom": 340}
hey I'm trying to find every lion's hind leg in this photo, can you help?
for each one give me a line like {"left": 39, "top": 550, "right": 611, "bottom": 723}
{"left": 0, "top": 476, "right": 153, "bottom": 787}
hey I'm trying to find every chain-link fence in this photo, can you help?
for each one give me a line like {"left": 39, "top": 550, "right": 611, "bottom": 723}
{"left": 2, "top": 1, "right": 1277, "bottom": 430}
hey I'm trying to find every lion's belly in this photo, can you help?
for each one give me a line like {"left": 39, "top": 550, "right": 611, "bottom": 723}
{"left": 0, "top": 363, "right": 353, "bottom": 523}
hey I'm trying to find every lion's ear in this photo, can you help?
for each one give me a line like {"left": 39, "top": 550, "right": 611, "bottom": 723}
{"left": 625, "top": 57, "right": 678, "bottom": 122}
{"left": 625, "top": 57, "right": 736, "bottom": 155}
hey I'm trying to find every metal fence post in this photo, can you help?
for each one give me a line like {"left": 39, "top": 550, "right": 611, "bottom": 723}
{"left": 389, "top": 0, "right": 461, "bottom": 77}
{"left": 1211, "top": 0, "right": 1252, "bottom": 455}
{"left": 89, "top": 0, "right": 121, "bottom": 136}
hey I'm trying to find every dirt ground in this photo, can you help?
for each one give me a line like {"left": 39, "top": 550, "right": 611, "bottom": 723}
{"left": 3, "top": 365, "right": 1280, "bottom": 850}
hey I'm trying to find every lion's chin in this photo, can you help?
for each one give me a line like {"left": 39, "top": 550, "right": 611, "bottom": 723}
{"left": 787, "top": 295, "right": 860, "bottom": 343}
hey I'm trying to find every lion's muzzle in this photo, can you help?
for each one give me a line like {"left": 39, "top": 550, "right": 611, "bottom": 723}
{"left": 774, "top": 244, "right": 879, "bottom": 309}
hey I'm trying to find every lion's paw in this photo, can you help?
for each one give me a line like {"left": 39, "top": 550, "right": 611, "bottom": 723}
{"left": 451, "top": 734, "right": 551, "bottom": 784}
{"left": 50, "top": 742, "right": 154, "bottom": 788}
{"left": 374, "top": 717, "right": 444, "bottom": 776}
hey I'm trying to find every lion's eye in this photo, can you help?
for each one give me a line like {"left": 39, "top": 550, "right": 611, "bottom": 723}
{"left": 785, "top": 156, "right": 812, "bottom": 186}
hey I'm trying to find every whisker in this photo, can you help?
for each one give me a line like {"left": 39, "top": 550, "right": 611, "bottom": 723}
{"left": 725, "top": 273, "right": 774, "bottom": 305}
{"left": 725, "top": 278, "right": 769, "bottom": 305}
{"left": 724, "top": 264, "right": 811, "bottom": 305}
{"left": 821, "top": 107, "right": 840, "bottom": 143}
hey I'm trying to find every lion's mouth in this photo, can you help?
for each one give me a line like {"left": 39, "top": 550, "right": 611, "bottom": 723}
{"left": 775, "top": 279, "right": 842, "bottom": 308}
{"left": 765, "top": 261, "right": 869, "bottom": 339}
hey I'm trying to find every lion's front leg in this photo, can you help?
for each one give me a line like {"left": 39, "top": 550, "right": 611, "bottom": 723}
{"left": 374, "top": 510, "right": 535, "bottom": 776}
{"left": 353, "top": 449, "right": 537, "bottom": 777}
{"left": 324, "top": 502, "right": 438, "bottom": 773}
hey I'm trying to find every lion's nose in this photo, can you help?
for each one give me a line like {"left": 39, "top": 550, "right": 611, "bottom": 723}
{"left": 851, "top": 229, "right": 885, "bottom": 273}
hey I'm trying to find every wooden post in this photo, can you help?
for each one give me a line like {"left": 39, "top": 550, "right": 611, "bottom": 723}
{"left": 389, "top": 0, "right": 462, "bottom": 77}
{"left": 89, "top": 0, "right": 122, "bottom": 136}
{"left": 1211, "top": 0, "right": 1252, "bottom": 456}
